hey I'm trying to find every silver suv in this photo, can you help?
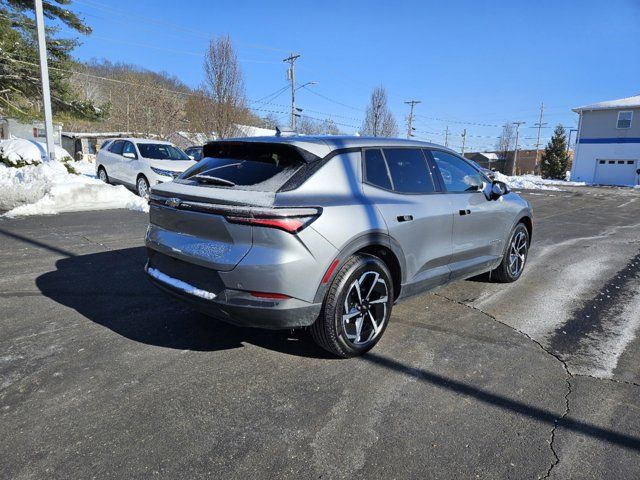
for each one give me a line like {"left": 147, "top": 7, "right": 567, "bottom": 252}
{"left": 145, "top": 137, "right": 532, "bottom": 357}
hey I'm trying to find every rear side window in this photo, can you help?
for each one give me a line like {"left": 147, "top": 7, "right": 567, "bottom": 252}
{"left": 180, "top": 143, "right": 305, "bottom": 191}
{"left": 364, "top": 149, "right": 392, "bottom": 190}
{"left": 108, "top": 140, "right": 124, "bottom": 155}
{"left": 430, "top": 150, "right": 484, "bottom": 192}
{"left": 383, "top": 148, "right": 435, "bottom": 193}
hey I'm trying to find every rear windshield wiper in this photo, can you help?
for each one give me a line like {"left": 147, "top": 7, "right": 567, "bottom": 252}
{"left": 190, "top": 174, "right": 236, "bottom": 186}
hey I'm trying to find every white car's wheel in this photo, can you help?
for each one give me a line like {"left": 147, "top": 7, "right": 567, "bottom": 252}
{"left": 97, "top": 167, "right": 109, "bottom": 184}
{"left": 136, "top": 176, "right": 150, "bottom": 198}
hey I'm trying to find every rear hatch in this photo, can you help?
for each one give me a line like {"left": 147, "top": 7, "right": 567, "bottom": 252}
{"left": 147, "top": 141, "right": 319, "bottom": 271}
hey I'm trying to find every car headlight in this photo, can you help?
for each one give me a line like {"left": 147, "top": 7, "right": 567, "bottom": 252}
{"left": 151, "top": 167, "right": 180, "bottom": 178}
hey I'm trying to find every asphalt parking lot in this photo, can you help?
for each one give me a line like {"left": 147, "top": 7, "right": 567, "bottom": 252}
{"left": 1, "top": 185, "right": 639, "bottom": 479}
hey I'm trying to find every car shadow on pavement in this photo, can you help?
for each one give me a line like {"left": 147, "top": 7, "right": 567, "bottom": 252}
{"left": 35, "top": 246, "right": 334, "bottom": 359}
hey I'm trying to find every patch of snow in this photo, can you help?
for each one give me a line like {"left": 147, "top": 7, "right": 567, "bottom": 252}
{"left": 73, "top": 160, "right": 97, "bottom": 177}
{"left": 0, "top": 138, "right": 72, "bottom": 165}
{"left": 0, "top": 161, "right": 148, "bottom": 217}
{"left": 147, "top": 267, "right": 217, "bottom": 300}
{"left": 494, "top": 172, "right": 587, "bottom": 191}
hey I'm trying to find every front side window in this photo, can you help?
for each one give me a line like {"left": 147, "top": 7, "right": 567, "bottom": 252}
{"left": 137, "top": 143, "right": 190, "bottom": 160}
{"left": 617, "top": 111, "right": 633, "bottom": 129}
{"left": 430, "top": 150, "right": 485, "bottom": 192}
{"left": 382, "top": 148, "right": 435, "bottom": 193}
{"left": 108, "top": 140, "right": 124, "bottom": 155}
{"left": 122, "top": 141, "right": 137, "bottom": 158}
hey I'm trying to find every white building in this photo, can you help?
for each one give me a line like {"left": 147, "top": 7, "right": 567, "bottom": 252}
{"left": 571, "top": 95, "right": 640, "bottom": 186}
{"left": 0, "top": 117, "right": 63, "bottom": 146}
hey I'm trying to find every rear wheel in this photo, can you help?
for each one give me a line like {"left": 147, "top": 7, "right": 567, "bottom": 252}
{"left": 311, "top": 254, "right": 393, "bottom": 357}
{"left": 136, "top": 175, "right": 150, "bottom": 198}
{"left": 491, "top": 223, "right": 529, "bottom": 283}
{"left": 97, "top": 166, "right": 109, "bottom": 184}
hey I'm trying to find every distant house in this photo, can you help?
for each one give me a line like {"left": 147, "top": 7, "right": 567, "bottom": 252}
{"left": 571, "top": 95, "right": 640, "bottom": 186}
{"left": 167, "top": 125, "right": 277, "bottom": 149}
{"left": 0, "top": 117, "right": 63, "bottom": 145}
{"left": 62, "top": 132, "right": 133, "bottom": 162}
{"left": 166, "top": 131, "right": 211, "bottom": 149}
{"left": 464, "top": 152, "right": 506, "bottom": 172}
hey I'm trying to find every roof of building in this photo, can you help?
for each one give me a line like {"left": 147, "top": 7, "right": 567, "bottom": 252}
{"left": 573, "top": 95, "right": 640, "bottom": 113}
{"left": 62, "top": 131, "right": 136, "bottom": 138}
{"left": 209, "top": 135, "right": 447, "bottom": 158}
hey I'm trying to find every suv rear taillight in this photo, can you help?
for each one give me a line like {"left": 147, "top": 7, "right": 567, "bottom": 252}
{"left": 226, "top": 207, "right": 321, "bottom": 234}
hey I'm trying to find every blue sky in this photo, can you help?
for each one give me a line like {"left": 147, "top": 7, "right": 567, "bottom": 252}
{"left": 61, "top": 0, "right": 640, "bottom": 151}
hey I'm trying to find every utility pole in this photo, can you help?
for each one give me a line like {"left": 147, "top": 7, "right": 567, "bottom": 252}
{"left": 404, "top": 100, "right": 421, "bottom": 138}
{"left": 444, "top": 125, "right": 449, "bottom": 147}
{"left": 533, "top": 102, "right": 547, "bottom": 174}
{"left": 512, "top": 121, "right": 526, "bottom": 175}
{"left": 461, "top": 129, "right": 467, "bottom": 155}
{"left": 283, "top": 53, "right": 301, "bottom": 130}
{"left": 34, "top": 0, "right": 55, "bottom": 161}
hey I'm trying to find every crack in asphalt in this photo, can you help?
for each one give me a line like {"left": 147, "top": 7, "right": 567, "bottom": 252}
{"left": 432, "top": 292, "right": 572, "bottom": 480}
{"left": 433, "top": 291, "right": 640, "bottom": 477}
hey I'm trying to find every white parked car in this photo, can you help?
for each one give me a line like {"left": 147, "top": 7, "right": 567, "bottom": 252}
{"left": 96, "top": 138, "right": 196, "bottom": 197}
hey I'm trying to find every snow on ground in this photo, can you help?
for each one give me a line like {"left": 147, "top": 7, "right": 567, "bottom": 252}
{"left": 0, "top": 160, "right": 148, "bottom": 217}
{"left": 494, "top": 172, "right": 587, "bottom": 191}
{"left": 0, "top": 138, "right": 72, "bottom": 165}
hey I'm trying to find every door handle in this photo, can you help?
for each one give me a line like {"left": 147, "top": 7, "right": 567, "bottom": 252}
{"left": 459, "top": 209, "right": 471, "bottom": 216}
{"left": 397, "top": 215, "right": 413, "bottom": 222}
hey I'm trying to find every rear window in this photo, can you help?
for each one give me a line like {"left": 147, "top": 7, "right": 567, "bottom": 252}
{"left": 138, "top": 143, "right": 189, "bottom": 160}
{"left": 179, "top": 143, "right": 306, "bottom": 191}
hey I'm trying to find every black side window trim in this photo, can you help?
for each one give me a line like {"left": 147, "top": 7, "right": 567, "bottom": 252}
{"left": 424, "top": 148, "right": 487, "bottom": 194}
{"left": 362, "top": 147, "right": 444, "bottom": 195}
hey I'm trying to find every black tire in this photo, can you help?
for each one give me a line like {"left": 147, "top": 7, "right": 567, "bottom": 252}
{"left": 491, "top": 223, "right": 530, "bottom": 283}
{"left": 136, "top": 175, "right": 150, "bottom": 198}
{"left": 311, "top": 254, "right": 394, "bottom": 358}
{"left": 97, "top": 166, "right": 109, "bottom": 184}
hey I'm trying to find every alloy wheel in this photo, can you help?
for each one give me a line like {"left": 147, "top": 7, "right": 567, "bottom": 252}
{"left": 508, "top": 230, "right": 528, "bottom": 277}
{"left": 341, "top": 270, "right": 389, "bottom": 346}
{"left": 137, "top": 177, "right": 149, "bottom": 198}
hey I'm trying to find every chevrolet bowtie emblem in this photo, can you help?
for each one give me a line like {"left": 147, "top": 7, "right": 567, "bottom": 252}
{"left": 165, "top": 197, "right": 181, "bottom": 208}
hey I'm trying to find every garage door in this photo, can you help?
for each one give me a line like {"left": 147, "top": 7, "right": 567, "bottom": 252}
{"left": 594, "top": 159, "right": 638, "bottom": 186}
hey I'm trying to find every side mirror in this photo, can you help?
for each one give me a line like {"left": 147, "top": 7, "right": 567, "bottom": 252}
{"left": 188, "top": 155, "right": 195, "bottom": 160}
{"left": 123, "top": 152, "right": 136, "bottom": 159}
{"left": 489, "top": 180, "right": 508, "bottom": 200}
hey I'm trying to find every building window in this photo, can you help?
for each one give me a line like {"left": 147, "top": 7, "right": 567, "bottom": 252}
{"left": 617, "top": 111, "right": 633, "bottom": 129}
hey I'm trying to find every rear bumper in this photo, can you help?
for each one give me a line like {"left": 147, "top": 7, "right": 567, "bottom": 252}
{"left": 145, "top": 261, "right": 322, "bottom": 329}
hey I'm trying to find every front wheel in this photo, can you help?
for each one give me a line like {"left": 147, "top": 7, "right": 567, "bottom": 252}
{"left": 311, "top": 254, "right": 393, "bottom": 357}
{"left": 97, "top": 166, "right": 109, "bottom": 184}
{"left": 491, "top": 223, "right": 530, "bottom": 283}
{"left": 136, "top": 175, "right": 150, "bottom": 198}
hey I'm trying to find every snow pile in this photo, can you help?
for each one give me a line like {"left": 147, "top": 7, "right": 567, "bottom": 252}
{"left": 494, "top": 172, "right": 587, "bottom": 191}
{"left": 0, "top": 138, "right": 72, "bottom": 166}
{"left": 0, "top": 161, "right": 148, "bottom": 217}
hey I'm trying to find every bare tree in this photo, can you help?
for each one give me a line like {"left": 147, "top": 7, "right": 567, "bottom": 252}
{"left": 361, "top": 87, "right": 398, "bottom": 137}
{"left": 495, "top": 122, "right": 514, "bottom": 159}
{"left": 203, "top": 35, "right": 247, "bottom": 139}
{"left": 322, "top": 118, "right": 340, "bottom": 135}
{"left": 298, "top": 116, "right": 323, "bottom": 135}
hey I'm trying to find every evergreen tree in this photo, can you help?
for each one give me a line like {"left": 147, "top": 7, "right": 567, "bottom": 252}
{"left": 540, "top": 125, "right": 570, "bottom": 179}
{"left": 0, "top": 0, "right": 103, "bottom": 120}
